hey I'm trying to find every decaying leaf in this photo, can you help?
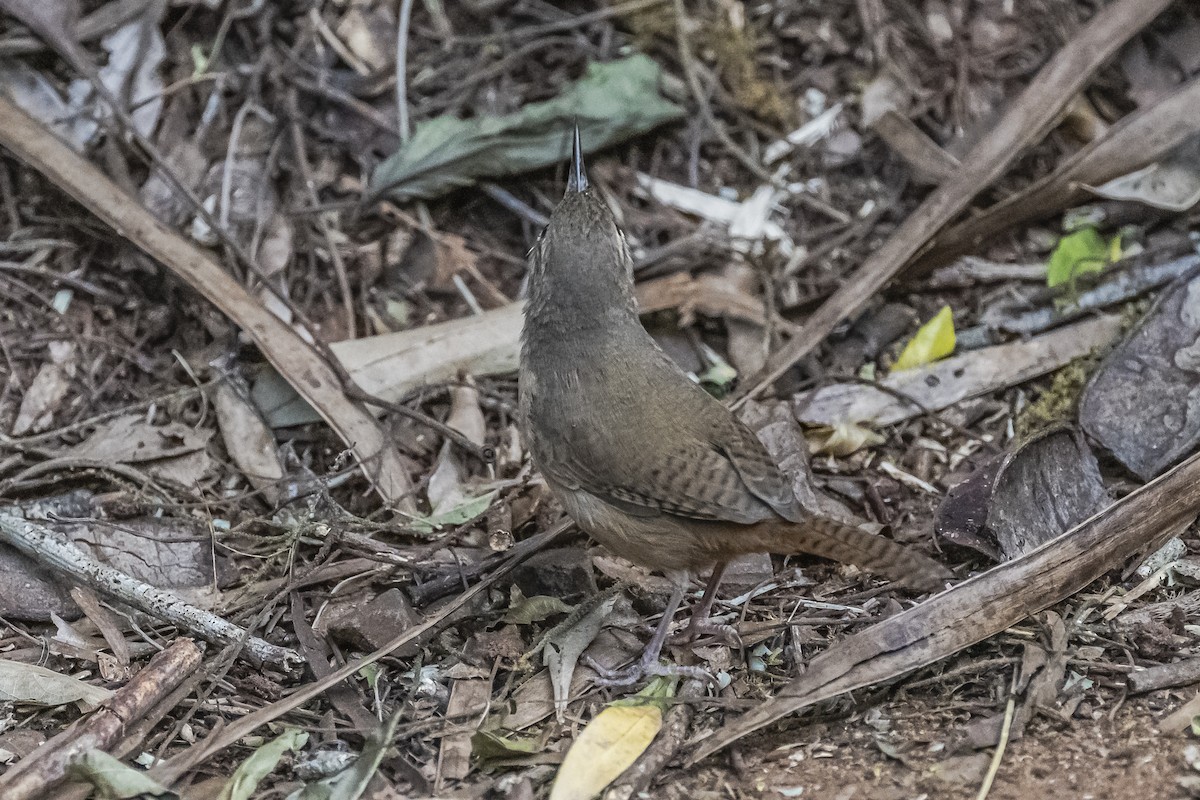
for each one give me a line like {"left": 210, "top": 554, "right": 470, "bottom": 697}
{"left": 544, "top": 594, "right": 620, "bottom": 721}
{"left": 1085, "top": 134, "right": 1200, "bottom": 211}
{"left": 0, "top": 659, "right": 113, "bottom": 711}
{"left": 287, "top": 713, "right": 399, "bottom": 800}
{"left": 503, "top": 587, "right": 573, "bottom": 625}
{"left": 471, "top": 729, "right": 540, "bottom": 764}
{"left": 936, "top": 428, "right": 1108, "bottom": 561}
{"left": 807, "top": 420, "right": 887, "bottom": 457}
{"left": 497, "top": 629, "right": 642, "bottom": 733}
{"left": 438, "top": 676, "right": 491, "bottom": 783}
{"left": 61, "top": 413, "right": 214, "bottom": 487}
{"left": 548, "top": 680, "right": 671, "bottom": 800}
{"left": 218, "top": 728, "right": 308, "bottom": 800}
{"left": 67, "top": 749, "right": 176, "bottom": 799}
{"left": 12, "top": 341, "right": 76, "bottom": 435}
{"left": 891, "top": 305, "right": 955, "bottom": 371}
{"left": 1080, "top": 273, "right": 1200, "bottom": 480}
{"left": 68, "top": 414, "right": 211, "bottom": 464}
{"left": 214, "top": 381, "right": 285, "bottom": 504}
{"left": 410, "top": 490, "right": 498, "bottom": 535}
{"left": 95, "top": 9, "right": 165, "bottom": 139}
{"left": 0, "top": 63, "right": 95, "bottom": 151}
{"left": 370, "top": 55, "right": 684, "bottom": 201}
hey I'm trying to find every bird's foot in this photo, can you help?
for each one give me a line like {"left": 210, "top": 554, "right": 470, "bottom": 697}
{"left": 584, "top": 653, "right": 716, "bottom": 688}
{"left": 671, "top": 618, "right": 741, "bottom": 648}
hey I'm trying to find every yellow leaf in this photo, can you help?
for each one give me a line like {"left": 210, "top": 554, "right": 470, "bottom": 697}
{"left": 891, "top": 305, "right": 955, "bottom": 372}
{"left": 548, "top": 704, "right": 662, "bottom": 800}
{"left": 807, "top": 420, "right": 886, "bottom": 456}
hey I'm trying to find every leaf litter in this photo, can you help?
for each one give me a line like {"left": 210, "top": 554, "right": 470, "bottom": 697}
{"left": 1, "top": 1, "right": 1200, "bottom": 799}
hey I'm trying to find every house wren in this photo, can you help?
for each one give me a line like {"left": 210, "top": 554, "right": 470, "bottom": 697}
{"left": 519, "top": 128, "right": 951, "bottom": 684}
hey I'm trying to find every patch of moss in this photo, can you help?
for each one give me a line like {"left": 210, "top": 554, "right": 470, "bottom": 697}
{"left": 1015, "top": 297, "right": 1147, "bottom": 438}
{"left": 620, "top": 4, "right": 794, "bottom": 128}
{"left": 1015, "top": 360, "right": 1091, "bottom": 439}
{"left": 696, "top": 16, "right": 793, "bottom": 127}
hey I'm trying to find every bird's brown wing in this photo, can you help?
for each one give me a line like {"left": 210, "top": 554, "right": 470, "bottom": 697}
{"left": 713, "top": 416, "right": 806, "bottom": 523}
{"left": 537, "top": 410, "right": 798, "bottom": 525}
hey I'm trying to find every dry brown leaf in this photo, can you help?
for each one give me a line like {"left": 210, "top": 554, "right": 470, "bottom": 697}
{"left": 69, "top": 414, "right": 209, "bottom": 463}
{"left": 213, "top": 382, "right": 284, "bottom": 504}
{"left": 12, "top": 341, "right": 76, "bottom": 436}
{"left": 431, "top": 232, "right": 480, "bottom": 293}
{"left": 635, "top": 272, "right": 768, "bottom": 327}
{"left": 437, "top": 677, "right": 491, "bottom": 784}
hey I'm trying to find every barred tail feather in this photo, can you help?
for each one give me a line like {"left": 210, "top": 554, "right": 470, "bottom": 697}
{"left": 732, "top": 517, "right": 952, "bottom": 593}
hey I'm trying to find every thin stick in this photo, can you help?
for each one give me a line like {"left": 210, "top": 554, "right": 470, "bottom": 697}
{"left": 671, "top": 0, "right": 776, "bottom": 187}
{"left": 0, "top": 511, "right": 301, "bottom": 669}
{"left": 690, "top": 448, "right": 1200, "bottom": 762}
{"left": 396, "top": 0, "right": 415, "bottom": 141}
{"left": 0, "top": 639, "right": 203, "bottom": 800}
{"left": 976, "top": 693, "right": 1016, "bottom": 800}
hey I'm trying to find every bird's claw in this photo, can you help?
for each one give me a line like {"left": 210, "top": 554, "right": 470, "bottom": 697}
{"left": 671, "top": 619, "right": 741, "bottom": 648}
{"left": 584, "top": 654, "right": 717, "bottom": 688}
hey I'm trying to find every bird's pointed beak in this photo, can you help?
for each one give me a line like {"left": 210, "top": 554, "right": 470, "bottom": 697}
{"left": 566, "top": 122, "right": 588, "bottom": 194}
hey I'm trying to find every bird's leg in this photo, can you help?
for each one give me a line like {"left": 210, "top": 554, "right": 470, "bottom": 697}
{"left": 673, "top": 561, "right": 740, "bottom": 646}
{"left": 586, "top": 582, "right": 714, "bottom": 687}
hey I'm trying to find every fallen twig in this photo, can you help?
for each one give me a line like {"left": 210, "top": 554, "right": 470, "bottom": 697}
{"left": 604, "top": 678, "right": 706, "bottom": 800}
{"left": 794, "top": 314, "right": 1122, "bottom": 428}
{"left": 0, "top": 93, "right": 415, "bottom": 509}
{"left": 0, "top": 509, "right": 302, "bottom": 669}
{"left": 0, "top": 638, "right": 202, "bottom": 800}
{"left": 147, "top": 522, "right": 567, "bottom": 786}
{"left": 967, "top": 252, "right": 1200, "bottom": 340}
{"left": 732, "top": 0, "right": 1175, "bottom": 406}
{"left": 1127, "top": 656, "right": 1200, "bottom": 695}
{"left": 690, "top": 449, "right": 1200, "bottom": 763}
{"left": 912, "top": 76, "right": 1200, "bottom": 274}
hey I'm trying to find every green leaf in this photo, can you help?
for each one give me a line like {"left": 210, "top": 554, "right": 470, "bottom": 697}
{"left": 891, "top": 305, "right": 955, "bottom": 372}
{"left": 1046, "top": 227, "right": 1112, "bottom": 288}
{"left": 370, "top": 55, "right": 685, "bottom": 201}
{"left": 0, "top": 659, "right": 113, "bottom": 711}
{"left": 471, "top": 729, "right": 540, "bottom": 762}
{"left": 67, "top": 750, "right": 177, "bottom": 799}
{"left": 219, "top": 728, "right": 309, "bottom": 800}
{"left": 503, "top": 588, "right": 574, "bottom": 625}
{"left": 410, "top": 489, "right": 497, "bottom": 534}
{"left": 358, "top": 662, "right": 381, "bottom": 690}
{"left": 609, "top": 675, "right": 676, "bottom": 710}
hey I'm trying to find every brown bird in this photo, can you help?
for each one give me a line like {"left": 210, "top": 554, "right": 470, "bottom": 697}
{"left": 518, "top": 128, "right": 951, "bottom": 684}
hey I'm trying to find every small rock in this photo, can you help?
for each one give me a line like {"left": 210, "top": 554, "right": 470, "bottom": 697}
{"left": 0, "top": 545, "right": 79, "bottom": 622}
{"left": 512, "top": 547, "right": 596, "bottom": 599}
{"left": 323, "top": 588, "right": 420, "bottom": 654}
